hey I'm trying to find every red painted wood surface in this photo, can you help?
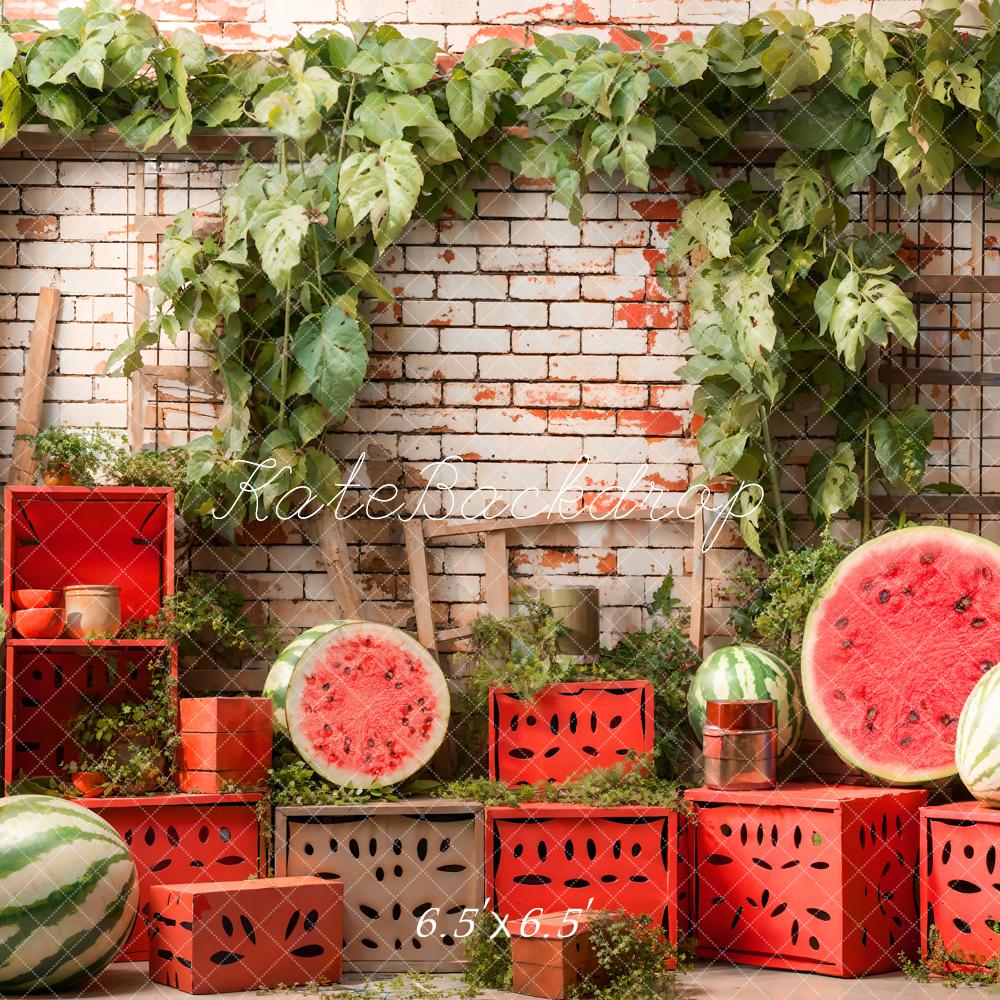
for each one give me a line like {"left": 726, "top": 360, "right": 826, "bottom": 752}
{"left": 178, "top": 768, "right": 269, "bottom": 793}
{"left": 488, "top": 682, "right": 654, "bottom": 786}
{"left": 3, "top": 487, "right": 176, "bottom": 784}
{"left": 179, "top": 729, "right": 273, "bottom": 771}
{"left": 149, "top": 877, "right": 343, "bottom": 994}
{"left": 685, "top": 784, "right": 927, "bottom": 977}
{"left": 486, "top": 804, "right": 685, "bottom": 956}
{"left": 921, "top": 801, "right": 1000, "bottom": 973}
{"left": 80, "top": 794, "right": 263, "bottom": 961}
{"left": 180, "top": 697, "right": 272, "bottom": 734}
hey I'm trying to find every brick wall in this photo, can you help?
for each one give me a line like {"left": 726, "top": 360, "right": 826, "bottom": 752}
{"left": 0, "top": 0, "right": 913, "bottom": 666}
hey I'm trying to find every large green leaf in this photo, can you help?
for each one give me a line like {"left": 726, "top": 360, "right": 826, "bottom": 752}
{"left": 291, "top": 305, "right": 368, "bottom": 423}
{"left": 761, "top": 32, "right": 832, "bottom": 100}
{"left": 774, "top": 152, "right": 827, "bottom": 232}
{"left": 807, "top": 442, "right": 859, "bottom": 521}
{"left": 250, "top": 199, "right": 309, "bottom": 290}
{"left": 339, "top": 139, "right": 423, "bottom": 252}
{"left": 872, "top": 405, "right": 933, "bottom": 492}
{"left": 682, "top": 190, "right": 731, "bottom": 259}
{"left": 698, "top": 419, "right": 750, "bottom": 478}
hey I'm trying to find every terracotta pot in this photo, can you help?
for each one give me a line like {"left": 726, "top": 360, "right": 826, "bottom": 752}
{"left": 41, "top": 468, "right": 76, "bottom": 487}
{"left": 13, "top": 607, "right": 65, "bottom": 639}
{"left": 11, "top": 589, "right": 60, "bottom": 610}
{"left": 63, "top": 585, "right": 121, "bottom": 639}
{"left": 72, "top": 771, "right": 108, "bottom": 797}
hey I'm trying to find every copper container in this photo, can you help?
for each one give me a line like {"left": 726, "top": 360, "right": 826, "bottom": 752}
{"left": 538, "top": 587, "right": 600, "bottom": 658}
{"left": 703, "top": 699, "right": 777, "bottom": 791}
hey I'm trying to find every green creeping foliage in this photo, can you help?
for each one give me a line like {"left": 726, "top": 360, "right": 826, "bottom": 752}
{"left": 462, "top": 914, "right": 513, "bottom": 993}
{"left": 17, "top": 426, "right": 124, "bottom": 486}
{"left": 438, "top": 756, "right": 685, "bottom": 810}
{"left": 726, "top": 529, "right": 850, "bottom": 665}
{"left": 267, "top": 738, "right": 400, "bottom": 806}
{"left": 900, "top": 927, "right": 1000, "bottom": 987}
{"left": 2, "top": 1, "right": 998, "bottom": 531}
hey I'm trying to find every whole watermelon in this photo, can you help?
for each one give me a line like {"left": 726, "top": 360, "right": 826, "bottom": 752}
{"left": 264, "top": 620, "right": 451, "bottom": 789}
{"left": 687, "top": 645, "right": 804, "bottom": 767}
{"left": 956, "top": 665, "right": 1000, "bottom": 805}
{"left": 0, "top": 795, "right": 138, "bottom": 993}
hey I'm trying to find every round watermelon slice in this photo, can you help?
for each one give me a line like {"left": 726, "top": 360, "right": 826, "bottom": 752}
{"left": 263, "top": 621, "right": 450, "bottom": 788}
{"left": 802, "top": 526, "right": 1000, "bottom": 784}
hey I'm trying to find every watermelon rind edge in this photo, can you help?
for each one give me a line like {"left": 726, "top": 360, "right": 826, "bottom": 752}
{"left": 800, "top": 525, "right": 1000, "bottom": 785}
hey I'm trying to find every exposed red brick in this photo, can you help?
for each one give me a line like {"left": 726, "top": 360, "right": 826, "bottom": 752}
{"left": 16, "top": 216, "right": 57, "bottom": 239}
{"left": 625, "top": 197, "right": 681, "bottom": 221}
{"left": 596, "top": 552, "right": 617, "bottom": 574}
{"left": 615, "top": 303, "right": 678, "bottom": 328}
{"left": 618, "top": 410, "right": 684, "bottom": 436}
{"left": 540, "top": 549, "right": 578, "bottom": 569}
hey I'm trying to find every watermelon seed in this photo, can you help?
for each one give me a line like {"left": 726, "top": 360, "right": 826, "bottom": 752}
{"left": 941, "top": 715, "right": 957, "bottom": 726}
{"left": 985, "top": 567, "right": 996, "bottom": 581}
{"left": 900, "top": 737, "right": 912, "bottom": 746}
{"left": 955, "top": 595, "right": 972, "bottom": 612}
{"left": 394, "top": 864, "right": 403, "bottom": 876}
{"left": 367, "top": 738, "right": 375, "bottom": 747}
{"left": 863, "top": 582, "right": 873, "bottom": 591}
{"left": 907, "top": 711, "right": 919, "bottom": 722}
{"left": 322, "top": 683, "right": 330, "bottom": 691}
{"left": 385, "top": 670, "right": 394, "bottom": 680}
{"left": 364, "top": 755, "right": 373, "bottom": 763}
{"left": 344, "top": 737, "right": 351, "bottom": 753}
{"left": 878, "top": 589, "right": 890, "bottom": 603}
{"left": 840, "top": 640, "right": 852, "bottom": 649}
{"left": 981, "top": 662, "right": 994, "bottom": 673}
{"left": 833, "top": 689, "right": 847, "bottom": 701}
{"left": 972, "top": 619, "right": 987, "bottom": 628}
{"left": 835, "top": 617, "right": 849, "bottom": 629}
{"left": 344, "top": 667, "right": 351, "bottom": 675}
{"left": 395, "top": 682, "right": 403, "bottom": 689}
{"left": 323, "top": 725, "right": 332, "bottom": 734}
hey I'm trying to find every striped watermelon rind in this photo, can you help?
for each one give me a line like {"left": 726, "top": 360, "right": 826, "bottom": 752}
{"left": 0, "top": 795, "right": 138, "bottom": 993}
{"left": 687, "top": 644, "right": 804, "bottom": 767}
{"left": 956, "top": 666, "right": 1000, "bottom": 805}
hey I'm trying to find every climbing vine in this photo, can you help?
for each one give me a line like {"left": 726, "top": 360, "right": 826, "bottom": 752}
{"left": 1, "top": 0, "right": 996, "bottom": 541}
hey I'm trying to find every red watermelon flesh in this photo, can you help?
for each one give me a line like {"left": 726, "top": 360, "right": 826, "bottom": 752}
{"left": 802, "top": 526, "right": 1000, "bottom": 783}
{"left": 286, "top": 623, "right": 450, "bottom": 788}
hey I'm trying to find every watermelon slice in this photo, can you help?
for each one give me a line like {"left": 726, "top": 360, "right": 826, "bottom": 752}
{"left": 264, "top": 621, "right": 450, "bottom": 789}
{"left": 801, "top": 526, "right": 1000, "bottom": 784}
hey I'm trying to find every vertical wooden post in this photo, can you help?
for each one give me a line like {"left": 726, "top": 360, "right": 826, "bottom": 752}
{"left": 690, "top": 505, "right": 705, "bottom": 654}
{"left": 10, "top": 287, "right": 61, "bottom": 486}
{"left": 404, "top": 520, "right": 438, "bottom": 653}
{"left": 302, "top": 510, "right": 365, "bottom": 620}
{"left": 483, "top": 529, "right": 509, "bottom": 618}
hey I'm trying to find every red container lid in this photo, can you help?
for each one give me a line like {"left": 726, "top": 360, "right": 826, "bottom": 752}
{"left": 706, "top": 699, "right": 775, "bottom": 731}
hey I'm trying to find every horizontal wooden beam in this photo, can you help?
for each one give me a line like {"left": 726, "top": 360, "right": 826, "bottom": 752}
{"left": 134, "top": 213, "right": 223, "bottom": 242}
{"left": 878, "top": 363, "right": 1000, "bottom": 387}
{"left": 902, "top": 274, "right": 1000, "bottom": 298}
{"left": 870, "top": 493, "right": 1000, "bottom": 516}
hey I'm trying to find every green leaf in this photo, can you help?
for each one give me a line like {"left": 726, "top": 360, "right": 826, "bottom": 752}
{"left": 0, "top": 34, "right": 17, "bottom": 75}
{"left": 658, "top": 42, "right": 708, "bottom": 86}
{"left": 446, "top": 72, "right": 491, "bottom": 139}
{"left": 761, "top": 32, "right": 833, "bottom": 101}
{"left": 698, "top": 419, "right": 750, "bottom": 478}
{"left": 723, "top": 251, "right": 778, "bottom": 367}
{"left": 774, "top": 152, "right": 827, "bottom": 232}
{"left": 292, "top": 305, "right": 368, "bottom": 423}
{"left": 828, "top": 271, "right": 880, "bottom": 371}
{"left": 0, "top": 69, "right": 23, "bottom": 144}
{"left": 924, "top": 60, "right": 981, "bottom": 110}
{"left": 250, "top": 199, "right": 309, "bottom": 291}
{"left": 380, "top": 37, "right": 437, "bottom": 92}
{"left": 462, "top": 37, "right": 515, "bottom": 75}
{"left": 872, "top": 405, "right": 933, "bottom": 492}
{"left": 682, "top": 190, "right": 731, "bottom": 259}
{"left": 864, "top": 274, "right": 917, "bottom": 347}
{"left": 339, "top": 139, "right": 423, "bottom": 253}
{"left": 291, "top": 402, "right": 329, "bottom": 446}
{"left": 807, "top": 443, "right": 859, "bottom": 522}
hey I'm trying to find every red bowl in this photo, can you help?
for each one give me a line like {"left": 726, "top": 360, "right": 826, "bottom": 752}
{"left": 11, "top": 589, "right": 60, "bottom": 610}
{"left": 13, "top": 608, "right": 65, "bottom": 639}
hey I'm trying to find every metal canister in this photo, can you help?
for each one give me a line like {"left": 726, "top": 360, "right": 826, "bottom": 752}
{"left": 703, "top": 699, "right": 777, "bottom": 791}
{"left": 538, "top": 587, "right": 600, "bottom": 658}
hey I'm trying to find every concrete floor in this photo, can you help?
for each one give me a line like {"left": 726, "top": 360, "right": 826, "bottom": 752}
{"left": 71, "top": 963, "right": 992, "bottom": 1000}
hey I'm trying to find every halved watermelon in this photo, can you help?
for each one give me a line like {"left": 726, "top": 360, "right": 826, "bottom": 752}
{"left": 801, "top": 526, "right": 1000, "bottom": 784}
{"left": 263, "top": 622, "right": 450, "bottom": 788}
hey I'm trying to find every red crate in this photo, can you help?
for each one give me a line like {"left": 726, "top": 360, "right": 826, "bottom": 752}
{"left": 489, "top": 683, "right": 654, "bottom": 787}
{"left": 180, "top": 697, "right": 273, "bottom": 734}
{"left": 921, "top": 801, "right": 1000, "bottom": 973}
{"left": 3, "top": 487, "right": 176, "bottom": 785}
{"left": 80, "top": 793, "right": 263, "bottom": 961}
{"left": 149, "top": 877, "right": 343, "bottom": 994}
{"left": 685, "top": 784, "right": 927, "bottom": 977}
{"left": 486, "top": 804, "right": 686, "bottom": 950}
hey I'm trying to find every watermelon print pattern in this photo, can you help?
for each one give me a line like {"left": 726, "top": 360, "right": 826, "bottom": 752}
{"left": 0, "top": 796, "right": 138, "bottom": 993}
{"left": 687, "top": 645, "right": 804, "bottom": 767}
{"left": 956, "top": 666, "right": 1000, "bottom": 804}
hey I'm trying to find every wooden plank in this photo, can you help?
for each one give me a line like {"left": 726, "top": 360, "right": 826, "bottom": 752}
{"left": 690, "top": 505, "right": 705, "bottom": 655}
{"left": 877, "top": 363, "right": 1000, "bottom": 387}
{"left": 483, "top": 529, "right": 509, "bottom": 618}
{"left": 403, "top": 520, "right": 438, "bottom": 653}
{"left": 302, "top": 509, "right": 365, "bottom": 620}
{"left": 9, "top": 287, "right": 61, "bottom": 486}
{"left": 901, "top": 274, "right": 1000, "bottom": 297}
{"left": 182, "top": 665, "right": 269, "bottom": 694}
{"left": 869, "top": 493, "right": 1000, "bottom": 516}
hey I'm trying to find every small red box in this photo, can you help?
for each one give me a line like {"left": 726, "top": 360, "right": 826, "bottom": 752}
{"left": 486, "top": 804, "right": 687, "bottom": 952}
{"left": 177, "top": 768, "right": 268, "bottom": 793}
{"left": 180, "top": 697, "right": 272, "bottom": 734}
{"left": 685, "top": 784, "right": 927, "bottom": 977}
{"left": 178, "top": 698, "right": 272, "bottom": 793}
{"left": 488, "top": 682, "right": 654, "bottom": 786}
{"left": 80, "top": 793, "right": 263, "bottom": 960}
{"left": 921, "top": 801, "right": 1000, "bottom": 972}
{"left": 179, "top": 729, "right": 273, "bottom": 771}
{"left": 149, "top": 876, "right": 343, "bottom": 994}
{"left": 511, "top": 912, "right": 605, "bottom": 999}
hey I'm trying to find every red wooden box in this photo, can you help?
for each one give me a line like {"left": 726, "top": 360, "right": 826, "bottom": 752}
{"left": 486, "top": 804, "right": 687, "bottom": 951}
{"left": 149, "top": 876, "right": 343, "bottom": 994}
{"left": 178, "top": 697, "right": 273, "bottom": 793}
{"left": 80, "top": 793, "right": 263, "bottom": 961}
{"left": 180, "top": 696, "right": 273, "bottom": 734}
{"left": 511, "top": 912, "right": 605, "bottom": 1000}
{"left": 3, "top": 487, "right": 176, "bottom": 784}
{"left": 921, "top": 801, "right": 1000, "bottom": 972}
{"left": 489, "top": 682, "right": 654, "bottom": 786}
{"left": 685, "top": 784, "right": 927, "bottom": 977}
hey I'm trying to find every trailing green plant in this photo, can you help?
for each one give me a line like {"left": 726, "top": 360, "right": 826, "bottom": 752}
{"left": 122, "top": 572, "right": 278, "bottom": 663}
{"left": 437, "top": 756, "right": 684, "bottom": 810}
{"left": 726, "top": 529, "right": 849, "bottom": 665}
{"left": 899, "top": 927, "right": 1000, "bottom": 987}
{"left": 67, "top": 650, "right": 179, "bottom": 796}
{"left": 17, "top": 426, "right": 124, "bottom": 486}
{"left": 462, "top": 913, "right": 513, "bottom": 994}
{"left": 2, "top": 0, "right": 996, "bottom": 535}
{"left": 268, "top": 737, "right": 399, "bottom": 806}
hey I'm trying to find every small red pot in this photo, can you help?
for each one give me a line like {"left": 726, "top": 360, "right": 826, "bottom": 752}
{"left": 11, "top": 589, "right": 60, "bottom": 610}
{"left": 72, "top": 771, "right": 108, "bottom": 797}
{"left": 13, "top": 607, "right": 65, "bottom": 639}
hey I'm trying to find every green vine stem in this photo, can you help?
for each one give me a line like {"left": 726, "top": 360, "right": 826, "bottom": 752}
{"left": 862, "top": 422, "right": 872, "bottom": 542}
{"left": 760, "top": 406, "right": 789, "bottom": 556}
{"left": 278, "top": 288, "right": 291, "bottom": 428}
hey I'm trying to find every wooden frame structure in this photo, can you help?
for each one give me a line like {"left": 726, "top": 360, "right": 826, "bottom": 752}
{"left": 404, "top": 505, "right": 707, "bottom": 656}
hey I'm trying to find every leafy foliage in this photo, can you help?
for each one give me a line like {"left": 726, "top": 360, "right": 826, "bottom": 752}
{"left": 268, "top": 741, "right": 400, "bottom": 806}
{"left": 17, "top": 426, "right": 124, "bottom": 486}
{"left": 899, "top": 927, "right": 1000, "bottom": 986}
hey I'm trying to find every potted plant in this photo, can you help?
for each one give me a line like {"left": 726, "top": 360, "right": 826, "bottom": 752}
{"left": 18, "top": 426, "right": 124, "bottom": 487}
